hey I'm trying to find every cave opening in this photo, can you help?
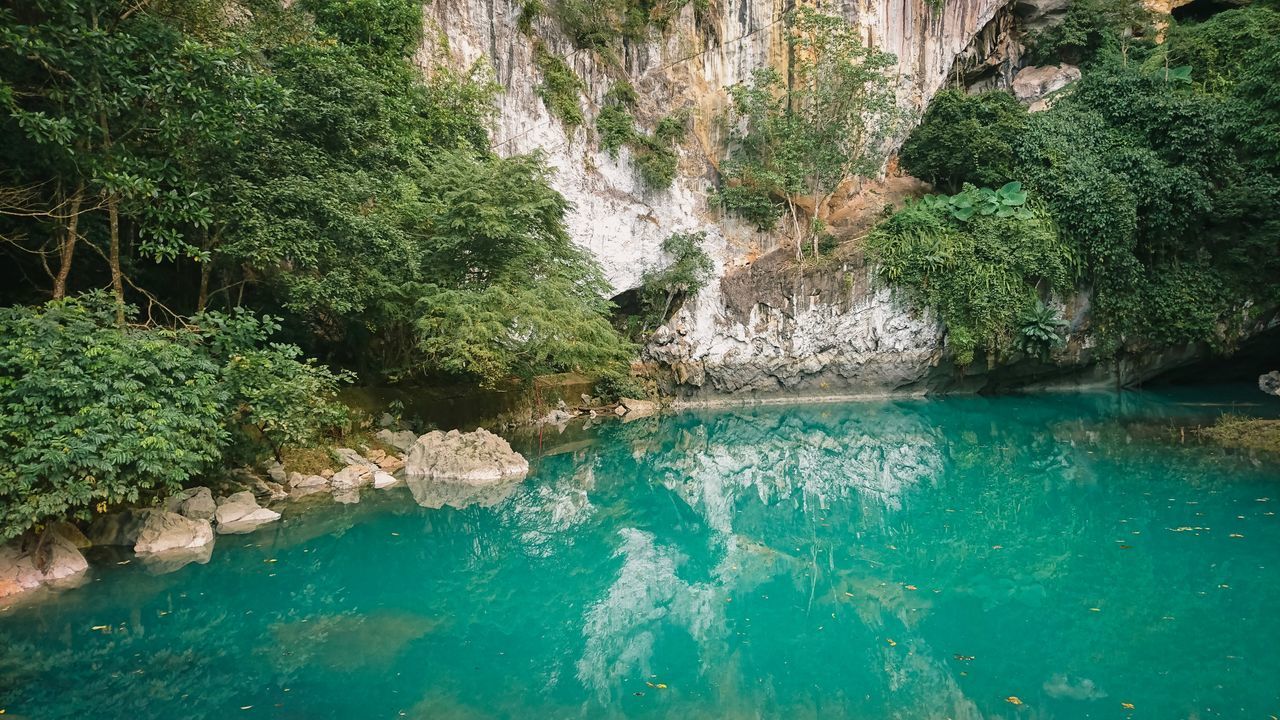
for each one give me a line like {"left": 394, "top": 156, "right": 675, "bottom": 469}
{"left": 1170, "top": 0, "right": 1248, "bottom": 23}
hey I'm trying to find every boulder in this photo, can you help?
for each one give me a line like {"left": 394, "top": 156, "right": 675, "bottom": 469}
{"left": 620, "top": 397, "right": 659, "bottom": 418}
{"left": 372, "top": 470, "right": 399, "bottom": 489}
{"left": 613, "top": 404, "right": 627, "bottom": 416}
{"left": 0, "top": 529, "right": 88, "bottom": 599}
{"left": 92, "top": 509, "right": 215, "bottom": 554}
{"left": 215, "top": 491, "right": 281, "bottom": 534}
{"left": 330, "top": 463, "right": 374, "bottom": 490}
{"left": 333, "top": 448, "right": 372, "bottom": 467}
{"left": 290, "top": 474, "right": 328, "bottom": 490}
{"left": 1012, "top": 64, "right": 1081, "bottom": 107}
{"left": 1261, "top": 371, "right": 1280, "bottom": 396}
{"left": 165, "top": 486, "right": 217, "bottom": 521}
{"left": 377, "top": 455, "right": 406, "bottom": 472}
{"left": 250, "top": 478, "right": 289, "bottom": 502}
{"left": 133, "top": 512, "right": 214, "bottom": 555}
{"left": 375, "top": 429, "right": 418, "bottom": 453}
{"left": 46, "top": 521, "right": 91, "bottom": 549}
{"left": 403, "top": 428, "right": 529, "bottom": 485}
{"left": 266, "top": 462, "right": 287, "bottom": 484}
{"left": 378, "top": 412, "right": 396, "bottom": 428}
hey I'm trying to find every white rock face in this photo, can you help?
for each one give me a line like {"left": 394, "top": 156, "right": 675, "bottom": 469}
{"left": 421, "top": 0, "right": 1003, "bottom": 393}
{"left": 422, "top": 0, "right": 1003, "bottom": 293}
{"left": 404, "top": 429, "right": 530, "bottom": 484}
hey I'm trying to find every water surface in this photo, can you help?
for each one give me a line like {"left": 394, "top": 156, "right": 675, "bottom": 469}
{"left": 3, "top": 388, "right": 1280, "bottom": 718}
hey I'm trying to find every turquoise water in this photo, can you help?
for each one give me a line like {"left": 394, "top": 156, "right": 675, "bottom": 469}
{"left": 3, "top": 388, "right": 1280, "bottom": 719}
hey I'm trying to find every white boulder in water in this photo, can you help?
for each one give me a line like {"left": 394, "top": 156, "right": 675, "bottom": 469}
{"left": 404, "top": 428, "right": 529, "bottom": 485}
{"left": 215, "top": 491, "right": 281, "bottom": 534}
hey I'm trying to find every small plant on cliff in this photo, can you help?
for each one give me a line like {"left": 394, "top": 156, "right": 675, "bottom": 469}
{"left": 637, "top": 230, "right": 715, "bottom": 331}
{"left": 1014, "top": 300, "right": 1069, "bottom": 360}
{"left": 534, "top": 43, "right": 586, "bottom": 129}
{"left": 595, "top": 82, "right": 688, "bottom": 189}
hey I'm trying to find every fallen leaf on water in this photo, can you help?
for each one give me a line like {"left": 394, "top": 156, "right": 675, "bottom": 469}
{"left": 1006, "top": 696, "right": 1023, "bottom": 705}
{"left": 90, "top": 625, "right": 110, "bottom": 631}
{"left": 633, "top": 692, "right": 645, "bottom": 697}
{"left": 1230, "top": 533, "right": 1244, "bottom": 538}
{"left": 656, "top": 684, "right": 667, "bottom": 689}
{"left": 886, "top": 638, "right": 897, "bottom": 647}
{"left": 1121, "top": 702, "right": 1135, "bottom": 709}
{"left": 1118, "top": 545, "right": 1132, "bottom": 549}
{"left": 954, "top": 654, "right": 974, "bottom": 661}
{"left": 116, "top": 560, "right": 130, "bottom": 565}
{"left": 992, "top": 545, "right": 1004, "bottom": 550}
{"left": 1090, "top": 608, "right": 1101, "bottom": 612}
{"left": 240, "top": 706, "right": 252, "bottom": 711}
{"left": 264, "top": 559, "right": 277, "bottom": 563}
{"left": 844, "top": 592, "right": 854, "bottom": 597}
{"left": 645, "top": 682, "right": 656, "bottom": 688}
{"left": 905, "top": 585, "right": 918, "bottom": 591}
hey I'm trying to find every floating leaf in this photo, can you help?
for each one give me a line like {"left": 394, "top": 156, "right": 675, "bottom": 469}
{"left": 1121, "top": 701, "right": 1135, "bottom": 709}
{"left": 1006, "top": 696, "right": 1023, "bottom": 705}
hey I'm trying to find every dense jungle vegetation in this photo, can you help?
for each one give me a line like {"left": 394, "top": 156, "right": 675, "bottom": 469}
{"left": 872, "top": 0, "right": 1280, "bottom": 365}
{"left": 0, "top": 0, "right": 634, "bottom": 539}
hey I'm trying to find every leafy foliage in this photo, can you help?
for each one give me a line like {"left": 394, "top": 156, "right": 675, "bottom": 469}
{"left": 1015, "top": 300, "right": 1069, "bottom": 360}
{"left": 893, "top": 1, "right": 1280, "bottom": 355}
{"left": 0, "top": 294, "right": 350, "bottom": 541}
{"left": 594, "top": 82, "right": 687, "bottom": 189}
{"left": 637, "top": 231, "right": 715, "bottom": 329}
{"left": 899, "top": 90, "right": 1029, "bottom": 193}
{"left": 920, "top": 182, "right": 1034, "bottom": 222}
{"left": 866, "top": 197, "right": 1076, "bottom": 366}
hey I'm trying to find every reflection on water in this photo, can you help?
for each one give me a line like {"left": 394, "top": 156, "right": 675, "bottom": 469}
{"left": 2, "top": 387, "right": 1280, "bottom": 719}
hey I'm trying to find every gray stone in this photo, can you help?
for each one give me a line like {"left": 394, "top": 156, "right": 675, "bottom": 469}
{"left": 1261, "top": 371, "right": 1280, "bottom": 396}
{"left": 619, "top": 397, "right": 659, "bottom": 418}
{"left": 378, "top": 412, "right": 396, "bottom": 428}
{"left": 132, "top": 512, "right": 214, "bottom": 555}
{"left": 215, "top": 491, "right": 281, "bottom": 534}
{"left": 165, "top": 486, "right": 217, "bottom": 521}
{"left": 250, "top": 478, "right": 289, "bottom": 502}
{"left": 1012, "top": 64, "right": 1081, "bottom": 106}
{"left": 330, "top": 464, "right": 374, "bottom": 490}
{"left": 333, "top": 447, "right": 372, "bottom": 467}
{"left": 92, "top": 508, "right": 214, "bottom": 554}
{"left": 403, "top": 428, "right": 529, "bottom": 485}
{"left": 291, "top": 474, "right": 328, "bottom": 489}
{"left": 375, "top": 429, "right": 418, "bottom": 453}
{"left": 267, "top": 462, "right": 287, "bottom": 484}
{"left": 372, "top": 470, "right": 399, "bottom": 489}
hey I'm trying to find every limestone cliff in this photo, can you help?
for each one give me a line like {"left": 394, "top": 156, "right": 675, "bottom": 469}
{"left": 420, "top": 0, "right": 1011, "bottom": 393}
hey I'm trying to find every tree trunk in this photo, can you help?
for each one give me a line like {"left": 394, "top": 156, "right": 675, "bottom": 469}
{"left": 107, "top": 195, "right": 124, "bottom": 325}
{"left": 52, "top": 182, "right": 84, "bottom": 300}
{"left": 196, "top": 228, "right": 213, "bottom": 313}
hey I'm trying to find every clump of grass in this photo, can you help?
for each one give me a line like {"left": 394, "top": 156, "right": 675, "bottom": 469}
{"left": 534, "top": 43, "right": 585, "bottom": 129}
{"left": 1197, "top": 414, "right": 1280, "bottom": 453}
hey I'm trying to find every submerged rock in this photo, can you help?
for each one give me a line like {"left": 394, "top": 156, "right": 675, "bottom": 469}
{"left": 1261, "top": 371, "right": 1280, "bottom": 396}
{"left": 405, "top": 474, "right": 522, "bottom": 510}
{"left": 215, "top": 491, "right": 281, "bottom": 534}
{"left": 404, "top": 428, "right": 529, "bottom": 485}
{"left": 165, "top": 486, "right": 217, "bottom": 521}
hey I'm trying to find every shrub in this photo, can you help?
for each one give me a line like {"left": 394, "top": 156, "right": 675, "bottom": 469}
{"left": 638, "top": 230, "right": 715, "bottom": 326}
{"left": 0, "top": 295, "right": 227, "bottom": 541}
{"left": 898, "top": 90, "right": 1029, "bottom": 193}
{"left": 0, "top": 294, "right": 355, "bottom": 541}
{"left": 867, "top": 194, "right": 1077, "bottom": 366}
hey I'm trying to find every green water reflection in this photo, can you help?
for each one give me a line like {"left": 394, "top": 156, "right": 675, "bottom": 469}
{"left": 2, "top": 388, "right": 1279, "bottom": 718}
